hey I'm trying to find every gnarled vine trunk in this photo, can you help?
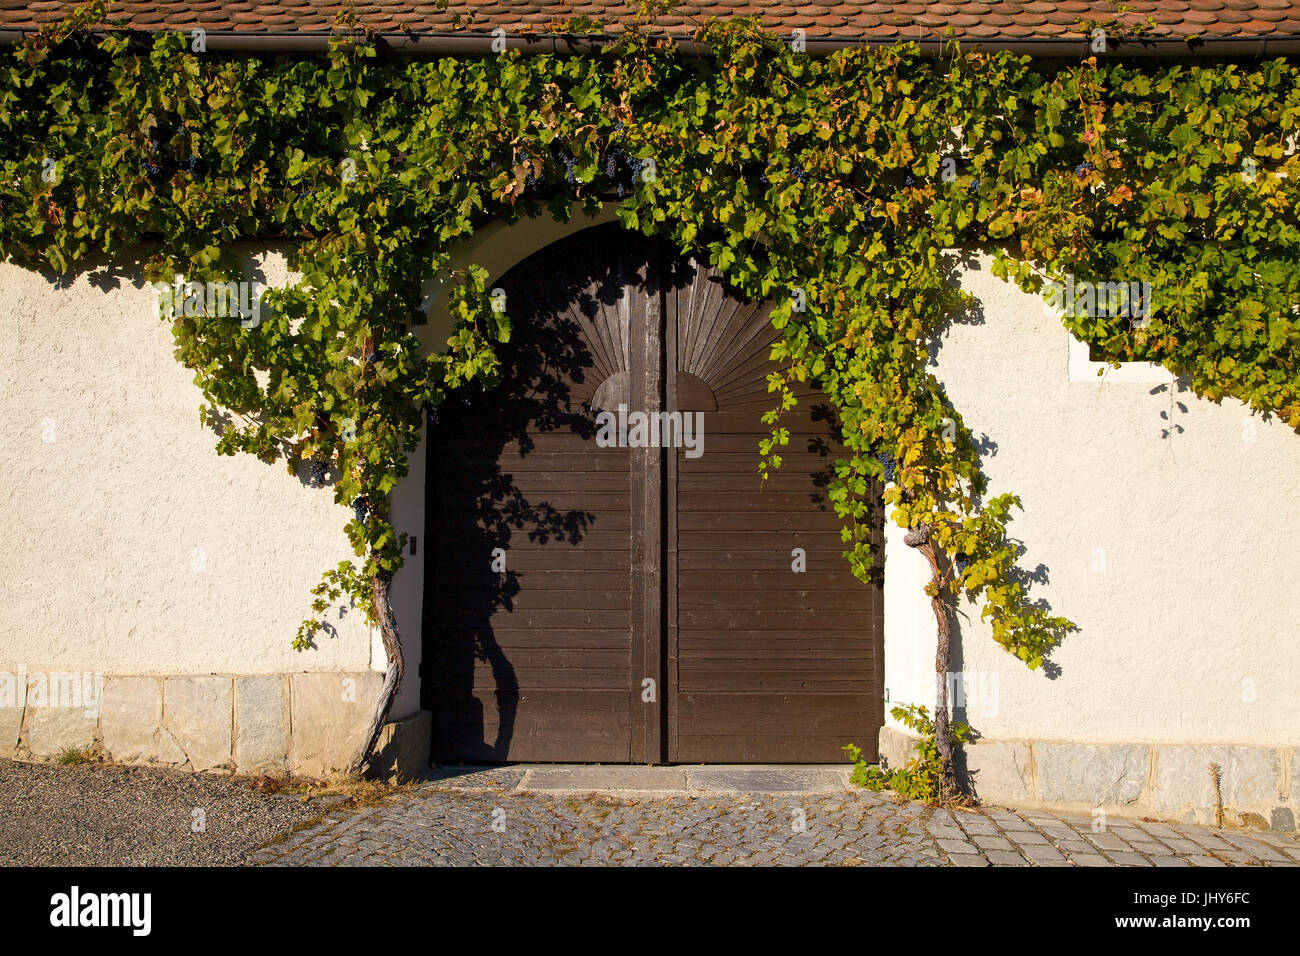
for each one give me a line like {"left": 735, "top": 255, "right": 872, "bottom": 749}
{"left": 346, "top": 569, "right": 403, "bottom": 775}
{"left": 904, "top": 522, "right": 958, "bottom": 800}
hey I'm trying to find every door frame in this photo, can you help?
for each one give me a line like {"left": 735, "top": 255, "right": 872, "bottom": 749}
{"left": 417, "top": 217, "right": 885, "bottom": 764}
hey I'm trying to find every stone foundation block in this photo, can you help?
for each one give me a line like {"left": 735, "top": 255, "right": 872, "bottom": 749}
{"left": 22, "top": 704, "right": 99, "bottom": 757}
{"left": 21, "top": 672, "right": 101, "bottom": 756}
{"left": 0, "top": 670, "right": 25, "bottom": 756}
{"left": 963, "top": 739, "right": 1035, "bottom": 803}
{"left": 371, "top": 710, "right": 432, "bottom": 782}
{"left": 101, "top": 677, "right": 162, "bottom": 763}
{"left": 1035, "top": 742, "right": 1148, "bottom": 806}
{"left": 290, "top": 672, "right": 383, "bottom": 779}
{"left": 877, "top": 725, "right": 920, "bottom": 771}
{"left": 1151, "top": 745, "right": 1281, "bottom": 824}
{"left": 235, "top": 676, "right": 290, "bottom": 775}
{"left": 162, "top": 677, "right": 233, "bottom": 771}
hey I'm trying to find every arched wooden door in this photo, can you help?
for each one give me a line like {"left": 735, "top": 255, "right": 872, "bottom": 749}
{"left": 423, "top": 223, "right": 883, "bottom": 763}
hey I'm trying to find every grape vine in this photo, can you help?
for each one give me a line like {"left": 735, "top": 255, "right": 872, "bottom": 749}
{"left": 4, "top": 2, "right": 1297, "bottom": 771}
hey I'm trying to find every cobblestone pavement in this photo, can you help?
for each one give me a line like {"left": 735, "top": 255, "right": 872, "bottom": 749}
{"left": 254, "top": 767, "right": 1300, "bottom": 867}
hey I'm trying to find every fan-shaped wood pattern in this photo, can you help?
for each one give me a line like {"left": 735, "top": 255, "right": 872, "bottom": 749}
{"left": 669, "top": 267, "right": 782, "bottom": 410}
{"left": 501, "top": 226, "right": 644, "bottom": 411}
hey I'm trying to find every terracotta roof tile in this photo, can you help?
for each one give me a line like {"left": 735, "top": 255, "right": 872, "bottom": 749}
{"left": 0, "top": 1, "right": 1296, "bottom": 43}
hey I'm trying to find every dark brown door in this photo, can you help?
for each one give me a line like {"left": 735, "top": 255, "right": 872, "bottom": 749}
{"left": 424, "top": 224, "right": 883, "bottom": 763}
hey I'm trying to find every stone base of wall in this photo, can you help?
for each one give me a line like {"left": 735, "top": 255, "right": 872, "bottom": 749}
{"left": 880, "top": 726, "right": 1297, "bottom": 831}
{"left": 0, "top": 672, "right": 432, "bottom": 781}
{"left": 371, "top": 709, "right": 433, "bottom": 782}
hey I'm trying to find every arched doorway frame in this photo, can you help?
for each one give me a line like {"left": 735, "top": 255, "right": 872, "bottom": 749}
{"left": 397, "top": 210, "right": 884, "bottom": 768}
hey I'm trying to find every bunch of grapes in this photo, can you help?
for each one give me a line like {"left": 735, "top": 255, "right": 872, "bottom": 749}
{"left": 352, "top": 497, "right": 368, "bottom": 527}
{"left": 858, "top": 202, "right": 879, "bottom": 235}
{"left": 173, "top": 124, "right": 201, "bottom": 176}
{"left": 591, "top": 142, "right": 644, "bottom": 198}
{"left": 142, "top": 122, "right": 203, "bottom": 183}
{"left": 603, "top": 146, "right": 628, "bottom": 197}
{"left": 875, "top": 450, "right": 897, "bottom": 482}
{"left": 143, "top": 137, "right": 164, "bottom": 183}
{"left": 605, "top": 147, "right": 624, "bottom": 179}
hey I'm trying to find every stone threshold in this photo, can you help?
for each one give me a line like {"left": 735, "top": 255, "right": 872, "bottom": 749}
{"left": 426, "top": 764, "right": 857, "bottom": 796}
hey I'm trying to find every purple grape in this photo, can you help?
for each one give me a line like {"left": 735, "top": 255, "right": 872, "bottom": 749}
{"left": 875, "top": 451, "right": 897, "bottom": 482}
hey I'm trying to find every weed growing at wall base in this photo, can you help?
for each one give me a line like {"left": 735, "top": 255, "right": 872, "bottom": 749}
{"left": 845, "top": 704, "right": 973, "bottom": 804}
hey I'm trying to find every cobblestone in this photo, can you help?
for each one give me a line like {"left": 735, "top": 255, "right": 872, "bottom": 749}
{"left": 250, "top": 776, "right": 1300, "bottom": 867}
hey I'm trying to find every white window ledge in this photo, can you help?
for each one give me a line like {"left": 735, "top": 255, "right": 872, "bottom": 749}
{"left": 1067, "top": 334, "right": 1175, "bottom": 384}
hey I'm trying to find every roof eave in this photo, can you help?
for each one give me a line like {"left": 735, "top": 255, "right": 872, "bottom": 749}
{"left": 1, "top": 29, "right": 1298, "bottom": 58}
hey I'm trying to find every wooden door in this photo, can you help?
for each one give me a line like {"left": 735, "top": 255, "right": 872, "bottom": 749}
{"left": 664, "top": 257, "right": 885, "bottom": 763}
{"left": 424, "top": 224, "right": 883, "bottom": 764}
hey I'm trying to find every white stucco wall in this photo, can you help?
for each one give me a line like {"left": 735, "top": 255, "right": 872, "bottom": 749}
{"left": 883, "top": 253, "right": 1300, "bottom": 748}
{"left": 0, "top": 250, "right": 374, "bottom": 675}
